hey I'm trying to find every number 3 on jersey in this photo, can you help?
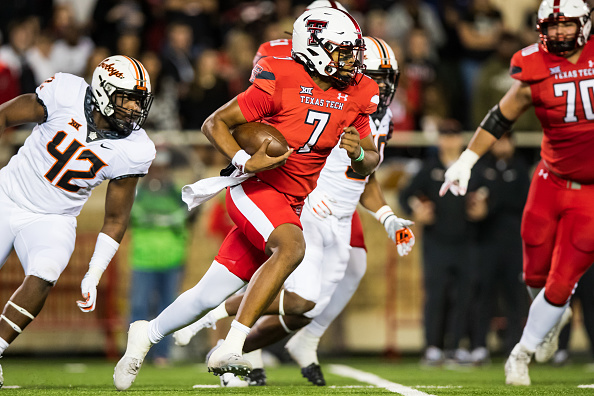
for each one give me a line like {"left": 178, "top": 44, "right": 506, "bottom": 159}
{"left": 45, "top": 131, "right": 107, "bottom": 192}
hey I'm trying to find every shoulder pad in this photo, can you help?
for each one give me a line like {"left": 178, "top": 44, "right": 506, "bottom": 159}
{"left": 510, "top": 44, "right": 557, "bottom": 83}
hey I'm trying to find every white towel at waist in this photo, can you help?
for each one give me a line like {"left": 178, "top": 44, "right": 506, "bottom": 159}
{"left": 182, "top": 169, "right": 254, "bottom": 210}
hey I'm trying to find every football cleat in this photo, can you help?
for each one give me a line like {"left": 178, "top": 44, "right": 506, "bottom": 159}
{"left": 421, "top": 346, "right": 444, "bottom": 367}
{"left": 301, "top": 363, "right": 326, "bottom": 386}
{"left": 220, "top": 372, "right": 248, "bottom": 387}
{"left": 173, "top": 313, "right": 217, "bottom": 347}
{"left": 285, "top": 328, "right": 321, "bottom": 368}
{"left": 505, "top": 343, "right": 532, "bottom": 386}
{"left": 206, "top": 339, "right": 252, "bottom": 377}
{"left": 246, "top": 368, "right": 267, "bottom": 386}
{"left": 113, "top": 321, "right": 153, "bottom": 391}
{"left": 0, "top": 362, "right": 3, "bottom": 389}
{"left": 535, "top": 307, "right": 572, "bottom": 363}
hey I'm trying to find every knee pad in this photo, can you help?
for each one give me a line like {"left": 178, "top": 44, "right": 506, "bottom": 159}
{"left": 521, "top": 209, "right": 554, "bottom": 247}
{"left": 27, "top": 258, "right": 64, "bottom": 285}
{"left": 544, "top": 281, "right": 573, "bottom": 306}
{"left": 346, "top": 247, "right": 367, "bottom": 282}
{"left": 570, "top": 214, "right": 594, "bottom": 253}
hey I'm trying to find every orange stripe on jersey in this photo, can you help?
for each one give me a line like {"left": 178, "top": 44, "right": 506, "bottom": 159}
{"left": 368, "top": 36, "right": 391, "bottom": 69}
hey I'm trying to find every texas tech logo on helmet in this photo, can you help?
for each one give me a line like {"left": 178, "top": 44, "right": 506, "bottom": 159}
{"left": 306, "top": 19, "right": 328, "bottom": 45}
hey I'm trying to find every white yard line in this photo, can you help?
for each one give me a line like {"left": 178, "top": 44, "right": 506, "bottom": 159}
{"left": 578, "top": 384, "right": 594, "bottom": 388}
{"left": 329, "top": 364, "right": 436, "bottom": 396}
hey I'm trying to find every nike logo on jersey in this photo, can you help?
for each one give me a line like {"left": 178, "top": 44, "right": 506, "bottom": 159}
{"left": 100, "top": 143, "right": 112, "bottom": 150}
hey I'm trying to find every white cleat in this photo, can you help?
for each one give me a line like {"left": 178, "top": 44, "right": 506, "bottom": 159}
{"left": 285, "top": 328, "right": 321, "bottom": 368}
{"left": 173, "top": 313, "right": 217, "bottom": 347}
{"left": 220, "top": 372, "right": 249, "bottom": 387}
{"left": 206, "top": 339, "right": 252, "bottom": 377}
{"left": 505, "top": 343, "right": 532, "bottom": 386}
{"left": 0, "top": 362, "right": 3, "bottom": 389}
{"left": 113, "top": 321, "right": 153, "bottom": 391}
{"left": 535, "top": 307, "right": 573, "bottom": 363}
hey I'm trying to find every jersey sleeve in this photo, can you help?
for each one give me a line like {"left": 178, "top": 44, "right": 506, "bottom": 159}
{"left": 352, "top": 113, "right": 372, "bottom": 139}
{"left": 509, "top": 44, "right": 551, "bottom": 83}
{"left": 36, "top": 73, "right": 83, "bottom": 123}
{"left": 237, "top": 84, "right": 275, "bottom": 122}
{"left": 358, "top": 75, "right": 380, "bottom": 115}
{"left": 109, "top": 133, "right": 156, "bottom": 179}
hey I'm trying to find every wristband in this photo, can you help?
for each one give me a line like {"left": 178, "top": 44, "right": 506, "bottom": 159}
{"left": 232, "top": 149, "right": 251, "bottom": 173}
{"left": 353, "top": 147, "right": 365, "bottom": 162}
{"left": 88, "top": 232, "right": 120, "bottom": 280}
{"left": 373, "top": 205, "right": 394, "bottom": 225}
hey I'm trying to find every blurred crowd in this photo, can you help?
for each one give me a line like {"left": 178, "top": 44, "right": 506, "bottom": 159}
{"left": 0, "top": 0, "right": 551, "bottom": 134}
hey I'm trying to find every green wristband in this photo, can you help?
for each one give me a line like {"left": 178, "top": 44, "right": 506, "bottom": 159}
{"left": 353, "top": 148, "right": 365, "bottom": 162}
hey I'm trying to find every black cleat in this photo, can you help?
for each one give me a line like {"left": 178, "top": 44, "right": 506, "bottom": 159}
{"left": 246, "top": 368, "right": 267, "bottom": 386}
{"left": 301, "top": 363, "right": 326, "bottom": 386}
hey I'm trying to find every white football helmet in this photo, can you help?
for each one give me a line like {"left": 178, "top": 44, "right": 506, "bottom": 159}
{"left": 292, "top": 7, "right": 365, "bottom": 88}
{"left": 537, "top": 0, "right": 592, "bottom": 56}
{"left": 305, "top": 0, "right": 347, "bottom": 12}
{"left": 363, "top": 36, "right": 399, "bottom": 114}
{"left": 91, "top": 55, "right": 153, "bottom": 137}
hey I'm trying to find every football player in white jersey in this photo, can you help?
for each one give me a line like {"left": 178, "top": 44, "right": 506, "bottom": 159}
{"left": 0, "top": 55, "right": 155, "bottom": 388}
{"left": 173, "top": 36, "right": 412, "bottom": 386}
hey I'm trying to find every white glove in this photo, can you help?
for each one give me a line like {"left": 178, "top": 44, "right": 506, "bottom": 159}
{"left": 76, "top": 267, "right": 102, "bottom": 312}
{"left": 307, "top": 190, "right": 337, "bottom": 220}
{"left": 374, "top": 206, "right": 415, "bottom": 257}
{"left": 439, "top": 149, "right": 480, "bottom": 197}
{"left": 383, "top": 214, "right": 415, "bottom": 256}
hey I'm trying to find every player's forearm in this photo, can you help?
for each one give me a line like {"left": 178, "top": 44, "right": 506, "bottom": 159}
{"left": 202, "top": 114, "right": 243, "bottom": 161}
{"left": 359, "top": 175, "right": 387, "bottom": 213}
{"left": 350, "top": 148, "right": 379, "bottom": 176}
{"left": 466, "top": 127, "right": 498, "bottom": 157}
{"left": 99, "top": 219, "right": 129, "bottom": 243}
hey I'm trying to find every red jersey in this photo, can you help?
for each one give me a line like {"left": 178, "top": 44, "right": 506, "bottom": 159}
{"left": 511, "top": 40, "right": 594, "bottom": 184}
{"left": 237, "top": 56, "right": 379, "bottom": 203}
{"left": 253, "top": 39, "right": 292, "bottom": 66}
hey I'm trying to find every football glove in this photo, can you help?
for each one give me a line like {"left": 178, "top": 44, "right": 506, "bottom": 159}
{"left": 439, "top": 149, "right": 480, "bottom": 197}
{"left": 374, "top": 206, "right": 415, "bottom": 256}
{"left": 307, "top": 190, "right": 337, "bottom": 220}
{"left": 76, "top": 267, "right": 102, "bottom": 312}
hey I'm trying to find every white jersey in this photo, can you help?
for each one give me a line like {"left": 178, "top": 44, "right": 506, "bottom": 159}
{"left": 312, "top": 108, "right": 392, "bottom": 218}
{"left": 0, "top": 73, "right": 156, "bottom": 216}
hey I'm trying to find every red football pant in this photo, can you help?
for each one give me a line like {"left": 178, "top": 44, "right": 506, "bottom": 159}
{"left": 215, "top": 177, "right": 302, "bottom": 281}
{"left": 521, "top": 160, "right": 594, "bottom": 305}
{"left": 349, "top": 210, "right": 366, "bottom": 251}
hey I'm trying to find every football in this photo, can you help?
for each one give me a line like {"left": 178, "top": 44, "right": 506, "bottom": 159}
{"left": 231, "top": 122, "right": 289, "bottom": 157}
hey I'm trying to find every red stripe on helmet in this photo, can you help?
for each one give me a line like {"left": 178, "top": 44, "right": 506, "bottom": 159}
{"left": 553, "top": 0, "right": 560, "bottom": 13}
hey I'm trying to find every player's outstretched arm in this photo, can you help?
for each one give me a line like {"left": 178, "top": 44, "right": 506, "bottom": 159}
{"left": 439, "top": 80, "right": 533, "bottom": 197}
{"left": 340, "top": 127, "right": 379, "bottom": 176}
{"left": 0, "top": 94, "right": 46, "bottom": 137}
{"left": 360, "top": 174, "right": 414, "bottom": 256}
{"left": 77, "top": 176, "right": 140, "bottom": 312}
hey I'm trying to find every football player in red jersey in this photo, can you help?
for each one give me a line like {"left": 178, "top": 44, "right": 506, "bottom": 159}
{"left": 113, "top": 7, "right": 380, "bottom": 390}
{"left": 440, "top": 0, "right": 594, "bottom": 386}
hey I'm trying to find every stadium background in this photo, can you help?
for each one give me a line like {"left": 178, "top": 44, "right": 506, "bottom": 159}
{"left": 0, "top": 0, "right": 591, "bottom": 362}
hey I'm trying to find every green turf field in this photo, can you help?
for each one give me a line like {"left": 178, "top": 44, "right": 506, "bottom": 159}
{"left": 2, "top": 356, "right": 594, "bottom": 395}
